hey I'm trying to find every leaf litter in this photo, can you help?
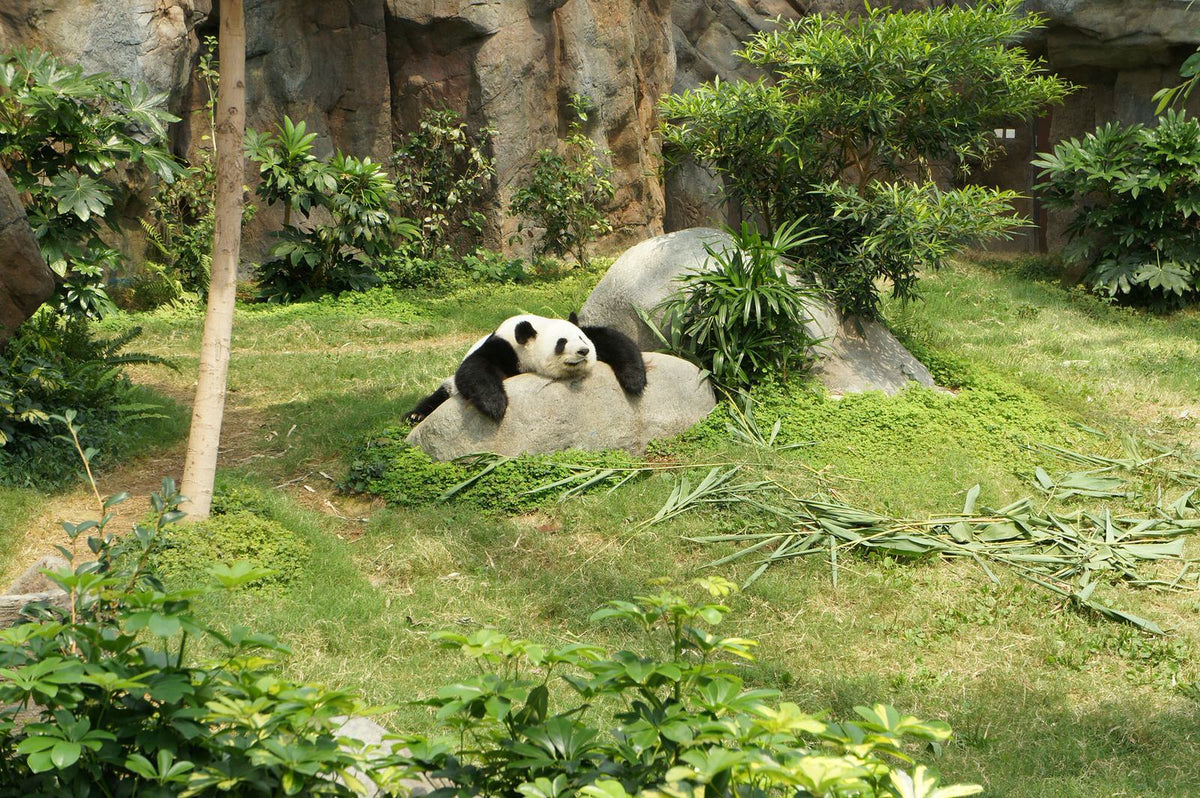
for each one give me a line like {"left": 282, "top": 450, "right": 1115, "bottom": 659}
{"left": 649, "top": 437, "right": 1200, "bottom": 634}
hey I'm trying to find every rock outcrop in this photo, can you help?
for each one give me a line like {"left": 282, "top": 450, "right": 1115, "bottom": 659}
{"left": 577, "top": 228, "right": 936, "bottom": 396}
{"left": 389, "top": 0, "right": 674, "bottom": 253}
{"left": 2, "top": 0, "right": 1198, "bottom": 259}
{"left": 0, "top": 166, "right": 54, "bottom": 349}
{"left": 407, "top": 353, "right": 716, "bottom": 461}
{"left": 0, "top": 1, "right": 206, "bottom": 105}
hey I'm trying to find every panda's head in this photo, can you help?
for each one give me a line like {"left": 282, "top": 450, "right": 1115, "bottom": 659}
{"left": 505, "top": 314, "right": 597, "bottom": 380}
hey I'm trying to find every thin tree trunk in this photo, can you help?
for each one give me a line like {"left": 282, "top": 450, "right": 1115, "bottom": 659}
{"left": 180, "top": 0, "right": 246, "bottom": 519}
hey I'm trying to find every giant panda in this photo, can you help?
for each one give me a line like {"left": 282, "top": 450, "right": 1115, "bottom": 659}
{"left": 407, "top": 313, "right": 646, "bottom": 423}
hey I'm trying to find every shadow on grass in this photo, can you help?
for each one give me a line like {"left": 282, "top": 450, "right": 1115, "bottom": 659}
{"left": 804, "top": 671, "right": 1200, "bottom": 798}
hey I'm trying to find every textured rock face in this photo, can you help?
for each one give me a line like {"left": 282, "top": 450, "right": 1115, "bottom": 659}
{"left": 0, "top": 167, "right": 54, "bottom": 348}
{"left": 389, "top": 0, "right": 674, "bottom": 252}
{"left": 407, "top": 353, "right": 716, "bottom": 461}
{"left": 1, "top": 0, "right": 1197, "bottom": 260}
{"left": 0, "top": 1, "right": 206, "bottom": 103}
{"left": 578, "top": 228, "right": 936, "bottom": 396}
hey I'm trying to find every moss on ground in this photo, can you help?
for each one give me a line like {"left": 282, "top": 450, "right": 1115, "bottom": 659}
{"left": 346, "top": 431, "right": 643, "bottom": 513}
{"left": 156, "top": 510, "right": 310, "bottom": 590}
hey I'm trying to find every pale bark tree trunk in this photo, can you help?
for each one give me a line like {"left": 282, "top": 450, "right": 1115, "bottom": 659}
{"left": 180, "top": 0, "right": 246, "bottom": 519}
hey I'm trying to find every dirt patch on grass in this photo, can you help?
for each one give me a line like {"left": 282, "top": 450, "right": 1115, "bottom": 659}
{"left": 2, "top": 381, "right": 275, "bottom": 586}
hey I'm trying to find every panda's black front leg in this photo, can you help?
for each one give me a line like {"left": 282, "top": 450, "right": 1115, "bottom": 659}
{"left": 455, "top": 337, "right": 521, "bottom": 422}
{"left": 579, "top": 323, "right": 647, "bottom": 396}
{"left": 407, "top": 384, "right": 451, "bottom": 423}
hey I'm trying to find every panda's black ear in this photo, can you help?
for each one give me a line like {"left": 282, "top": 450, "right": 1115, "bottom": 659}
{"left": 568, "top": 311, "right": 580, "bottom": 325}
{"left": 514, "top": 320, "right": 537, "bottom": 345}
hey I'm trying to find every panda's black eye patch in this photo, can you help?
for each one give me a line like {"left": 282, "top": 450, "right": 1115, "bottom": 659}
{"left": 555, "top": 338, "right": 568, "bottom": 354}
{"left": 515, "top": 320, "right": 537, "bottom": 345}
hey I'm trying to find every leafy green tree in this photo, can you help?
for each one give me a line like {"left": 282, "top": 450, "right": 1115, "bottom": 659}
{"left": 510, "top": 94, "right": 615, "bottom": 267}
{"left": 1034, "top": 110, "right": 1200, "bottom": 308}
{"left": 392, "top": 108, "right": 495, "bottom": 259}
{"left": 246, "top": 117, "right": 415, "bottom": 301}
{"left": 660, "top": 1, "right": 1071, "bottom": 318}
{"left": 0, "top": 49, "right": 180, "bottom": 318}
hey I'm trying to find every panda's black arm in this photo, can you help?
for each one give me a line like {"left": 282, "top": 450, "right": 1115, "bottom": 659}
{"left": 454, "top": 336, "right": 521, "bottom": 422}
{"left": 407, "top": 384, "right": 452, "bottom": 423}
{"left": 580, "top": 325, "right": 647, "bottom": 396}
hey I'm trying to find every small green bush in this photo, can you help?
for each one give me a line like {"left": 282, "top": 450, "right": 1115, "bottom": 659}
{"left": 654, "top": 222, "right": 821, "bottom": 391}
{"left": 461, "top": 248, "right": 527, "bottom": 283}
{"left": 392, "top": 108, "right": 495, "bottom": 260}
{"left": 1034, "top": 110, "right": 1200, "bottom": 308}
{"left": 510, "top": 94, "right": 614, "bottom": 267}
{"left": 154, "top": 510, "right": 310, "bottom": 590}
{"left": 345, "top": 431, "right": 641, "bottom": 513}
{"left": 388, "top": 577, "right": 980, "bottom": 797}
{"left": 0, "top": 314, "right": 174, "bottom": 488}
{"left": 246, "top": 117, "right": 417, "bottom": 301}
{"left": 0, "top": 475, "right": 390, "bottom": 795}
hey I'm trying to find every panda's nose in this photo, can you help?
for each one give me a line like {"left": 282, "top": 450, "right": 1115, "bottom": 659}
{"left": 577, "top": 347, "right": 590, "bottom": 357}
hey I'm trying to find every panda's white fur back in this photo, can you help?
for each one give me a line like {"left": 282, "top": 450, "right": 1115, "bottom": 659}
{"left": 442, "top": 314, "right": 597, "bottom": 395}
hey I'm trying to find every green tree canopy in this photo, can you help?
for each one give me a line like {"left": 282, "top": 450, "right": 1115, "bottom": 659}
{"left": 661, "top": 0, "right": 1072, "bottom": 317}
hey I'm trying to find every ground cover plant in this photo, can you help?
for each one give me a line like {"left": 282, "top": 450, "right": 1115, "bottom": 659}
{"left": 3, "top": 256, "right": 1200, "bottom": 796}
{"left": 659, "top": 1, "right": 1071, "bottom": 317}
{"left": 391, "top": 577, "right": 979, "bottom": 797}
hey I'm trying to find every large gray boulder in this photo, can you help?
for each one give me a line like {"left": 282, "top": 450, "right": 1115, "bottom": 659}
{"left": 577, "top": 228, "right": 936, "bottom": 396}
{"left": 0, "top": 166, "right": 54, "bottom": 349}
{"left": 1, "top": 555, "right": 68, "bottom": 628}
{"left": 407, "top": 353, "right": 715, "bottom": 461}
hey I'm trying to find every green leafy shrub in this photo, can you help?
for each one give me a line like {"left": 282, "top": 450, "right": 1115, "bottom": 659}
{"left": 510, "top": 94, "right": 615, "bottom": 267}
{"left": 0, "top": 468, "right": 391, "bottom": 794}
{"left": 127, "top": 38, "right": 257, "bottom": 311}
{"left": 345, "top": 432, "right": 640, "bottom": 513}
{"left": 1033, "top": 110, "right": 1200, "bottom": 308}
{"left": 0, "top": 314, "right": 174, "bottom": 488}
{"left": 246, "top": 116, "right": 417, "bottom": 301}
{"left": 462, "top": 248, "right": 527, "bottom": 283}
{"left": 659, "top": 1, "right": 1070, "bottom": 318}
{"left": 653, "top": 222, "right": 821, "bottom": 391}
{"left": 0, "top": 48, "right": 180, "bottom": 318}
{"left": 392, "top": 108, "right": 495, "bottom": 260}
{"left": 154, "top": 510, "right": 310, "bottom": 590}
{"left": 375, "top": 248, "right": 447, "bottom": 289}
{"left": 387, "top": 577, "right": 979, "bottom": 797}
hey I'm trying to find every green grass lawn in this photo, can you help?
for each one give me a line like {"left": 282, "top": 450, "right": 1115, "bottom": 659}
{"left": 4, "top": 255, "right": 1200, "bottom": 796}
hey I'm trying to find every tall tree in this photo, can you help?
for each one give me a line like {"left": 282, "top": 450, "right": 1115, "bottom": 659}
{"left": 181, "top": 0, "right": 246, "bottom": 519}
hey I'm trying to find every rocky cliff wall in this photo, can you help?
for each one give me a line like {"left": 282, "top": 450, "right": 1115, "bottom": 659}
{"left": 1, "top": 0, "right": 1198, "bottom": 260}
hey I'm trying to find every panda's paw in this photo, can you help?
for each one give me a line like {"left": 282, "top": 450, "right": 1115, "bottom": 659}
{"left": 615, "top": 362, "right": 648, "bottom": 396}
